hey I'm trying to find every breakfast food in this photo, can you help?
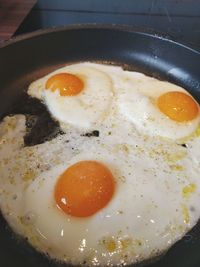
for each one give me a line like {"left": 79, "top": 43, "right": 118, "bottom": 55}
{"left": 0, "top": 63, "right": 200, "bottom": 266}
{"left": 28, "top": 64, "right": 114, "bottom": 129}
{"left": 28, "top": 62, "right": 200, "bottom": 139}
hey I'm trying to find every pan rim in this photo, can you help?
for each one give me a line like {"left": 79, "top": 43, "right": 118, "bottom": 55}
{"left": 0, "top": 23, "right": 200, "bottom": 55}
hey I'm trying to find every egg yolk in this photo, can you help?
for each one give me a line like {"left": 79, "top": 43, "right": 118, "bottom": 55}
{"left": 45, "top": 73, "right": 84, "bottom": 96}
{"left": 54, "top": 161, "right": 115, "bottom": 217}
{"left": 157, "top": 91, "right": 199, "bottom": 122}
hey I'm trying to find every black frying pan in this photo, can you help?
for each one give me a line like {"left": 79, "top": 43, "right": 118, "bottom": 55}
{"left": 0, "top": 25, "right": 200, "bottom": 267}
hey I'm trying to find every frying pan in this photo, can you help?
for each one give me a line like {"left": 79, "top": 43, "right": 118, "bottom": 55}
{"left": 0, "top": 25, "right": 200, "bottom": 267}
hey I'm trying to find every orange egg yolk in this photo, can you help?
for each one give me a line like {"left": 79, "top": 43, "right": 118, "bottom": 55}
{"left": 157, "top": 91, "right": 199, "bottom": 122}
{"left": 54, "top": 161, "right": 115, "bottom": 217}
{"left": 45, "top": 73, "right": 84, "bottom": 96}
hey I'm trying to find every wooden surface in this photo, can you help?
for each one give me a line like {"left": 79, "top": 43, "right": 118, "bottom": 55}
{"left": 0, "top": 0, "right": 36, "bottom": 41}
{"left": 16, "top": 0, "right": 200, "bottom": 50}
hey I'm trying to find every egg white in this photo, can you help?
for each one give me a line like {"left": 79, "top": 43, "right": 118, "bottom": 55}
{"left": 58, "top": 62, "right": 200, "bottom": 140}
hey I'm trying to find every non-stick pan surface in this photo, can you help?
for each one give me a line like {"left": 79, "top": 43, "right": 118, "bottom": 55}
{"left": 0, "top": 25, "right": 200, "bottom": 267}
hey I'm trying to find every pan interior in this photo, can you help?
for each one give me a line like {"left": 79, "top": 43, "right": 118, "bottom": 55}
{"left": 0, "top": 26, "right": 200, "bottom": 267}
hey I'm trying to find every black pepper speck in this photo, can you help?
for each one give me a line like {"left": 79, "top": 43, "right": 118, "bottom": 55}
{"left": 81, "top": 130, "right": 100, "bottom": 137}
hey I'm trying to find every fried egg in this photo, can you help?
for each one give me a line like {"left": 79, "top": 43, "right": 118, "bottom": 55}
{"left": 28, "top": 64, "right": 113, "bottom": 130}
{"left": 28, "top": 62, "right": 200, "bottom": 139}
{"left": 1, "top": 63, "right": 200, "bottom": 266}
{"left": 115, "top": 71, "right": 200, "bottom": 139}
{"left": 1, "top": 110, "right": 200, "bottom": 266}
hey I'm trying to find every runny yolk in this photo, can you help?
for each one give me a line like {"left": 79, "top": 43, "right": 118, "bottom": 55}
{"left": 54, "top": 161, "right": 115, "bottom": 217}
{"left": 45, "top": 73, "right": 84, "bottom": 96}
{"left": 157, "top": 91, "right": 199, "bottom": 122}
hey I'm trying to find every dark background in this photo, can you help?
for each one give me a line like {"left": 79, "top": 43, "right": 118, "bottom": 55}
{"left": 16, "top": 0, "right": 200, "bottom": 50}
